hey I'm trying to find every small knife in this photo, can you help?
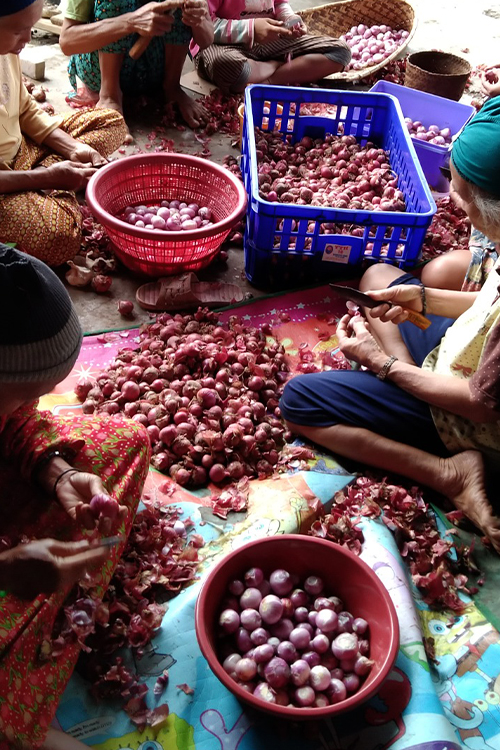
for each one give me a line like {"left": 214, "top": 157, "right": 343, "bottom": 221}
{"left": 329, "top": 284, "right": 431, "bottom": 330}
{"left": 95, "top": 535, "right": 125, "bottom": 548}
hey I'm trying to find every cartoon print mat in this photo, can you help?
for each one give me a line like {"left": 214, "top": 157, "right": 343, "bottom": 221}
{"left": 45, "top": 286, "right": 500, "bottom": 750}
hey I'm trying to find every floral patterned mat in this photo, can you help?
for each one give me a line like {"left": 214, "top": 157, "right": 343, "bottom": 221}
{"left": 40, "top": 285, "right": 500, "bottom": 750}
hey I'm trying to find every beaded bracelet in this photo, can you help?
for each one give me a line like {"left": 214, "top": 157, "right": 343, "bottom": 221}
{"left": 34, "top": 448, "right": 69, "bottom": 480}
{"left": 53, "top": 468, "right": 79, "bottom": 496}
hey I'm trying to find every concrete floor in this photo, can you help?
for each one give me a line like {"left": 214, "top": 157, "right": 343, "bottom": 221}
{"left": 29, "top": 0, "right": 500, "bottom": 333}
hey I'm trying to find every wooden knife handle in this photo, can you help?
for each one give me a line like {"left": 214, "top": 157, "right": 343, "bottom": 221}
{"left": 403, "top": 308, "right": 431, "bottom": 330}
{"left": 129, "top": 35, "right": 152, "bottom": 60}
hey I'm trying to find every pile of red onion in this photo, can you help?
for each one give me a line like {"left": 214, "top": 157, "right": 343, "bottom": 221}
{"left": 75, "top": 309, "right": 290, "bottom": 486}
{"left": 341, "top": 24, "right": 410, "bottom": 71}
{"left": 404, "top": 119, "right": 452, "bottom": 146}
{"left": 218, "top": 567, "right": 372, "bottom": 707}
{"left": 256, "top": 130, "right": 406, "bottom": 214}
{"left": 363, "top": 56, "right": 408, "bottom": 86}
{"left": 120, "top": 201, "right": 214, "bottom": 232}
{"left": 420, "top": 195, "right": 470, "bottom": 261}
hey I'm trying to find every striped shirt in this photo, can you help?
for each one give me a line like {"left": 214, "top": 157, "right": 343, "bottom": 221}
{"left": 208, "top": 0, "right": 296, "bottom": 47}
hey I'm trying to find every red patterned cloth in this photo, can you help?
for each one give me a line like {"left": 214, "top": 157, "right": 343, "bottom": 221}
{"left": 0, "top": 406, "right": 150, "bottom": 749}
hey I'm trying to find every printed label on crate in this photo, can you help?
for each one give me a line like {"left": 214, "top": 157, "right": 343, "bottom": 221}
{"left": 322, "top": 243, "right": 352, "bottom": 264}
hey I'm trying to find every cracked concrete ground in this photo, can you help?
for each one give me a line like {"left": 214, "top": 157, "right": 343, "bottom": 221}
{"left": 27, "top": 0, "right": 500, "bottom": 332}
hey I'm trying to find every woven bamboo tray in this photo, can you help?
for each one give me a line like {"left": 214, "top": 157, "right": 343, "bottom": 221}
{"left": 298, "top": 0, "right": 417, "bottom": 82}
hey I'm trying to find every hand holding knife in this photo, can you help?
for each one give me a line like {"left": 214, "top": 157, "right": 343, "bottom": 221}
{"left": 329, "top": 284, "right": 431, "bottom": 330}
{"left": 129, "top": 0, "right": 185, "bottom": 59}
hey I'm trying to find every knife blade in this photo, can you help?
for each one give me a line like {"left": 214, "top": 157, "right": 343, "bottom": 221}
{"left": 329, "top": 284, "right": 431, "bottom": 330}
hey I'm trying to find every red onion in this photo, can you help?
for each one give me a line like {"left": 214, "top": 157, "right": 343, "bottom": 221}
{"left": 223, "top": 653, "right": 241, "bottom": 675}
{"left": 89, "top": 493, "right": 119, "bottom": 521}
{"left": 235, "top": 658, "right": 257, "bottom": 681}
{"left": 327, "top": 678, "right": 347, "bottom": 704}
{"left": 294, "top": 685, "right": 316, "bottom": 706}
{"left": 117, "top": 300, "right": 134, "bottom": 317}
{"left": 343, "top": 672, "right": 360, "bottom": 693}
{"left": 269, "top": 569, "right": 293, "bottom": 596}
{"left": 244, "top": 567, "right": 264, "bottom": 587}
{"left": 252, "top": 630, "right": 271, "bottom": 649}
{"left": 76, "top": 309, "right": 290, "bottom": 487}
{"left": 253, "top": 682, "right": 277, "bottom": 703}
{"left": 289, "top": 657, "right": 311, "bottom": 687}
{"left": 316, "top": 609, "right": 338, "bottom": 633}
{"left": 75, "top": 377, "right": 95, "bottom": 401}
{"left": 235, "top": 628, "right": 253, "bottom": 653}
{"left": 215, "top": 566, "right": 373, "bottom": 708}
{"left": 309, "top": 665, "right": 331, "bottom": 691}
{"left": 219, "top": 609, "right": 240, "bottom": 634}
{"left": 304, "top": 576, "right": 324, "bottom": 596}
{"left": 240, "top": 587, "right": 262, "bottom": 610}
{"left": 91, "top": 274, "right": 112, "bottom": 294}
{"left": 259, "top": 595, "right": 284, "bottom": 625}
{"left": 271, "top": 619, "right": 295, "bottom": 642}
{"left": 121, "top": 381, "right": 140, "bottom": 400}
{"left": 404, "top": 117, "right": 452, "bottom": 146}
{"left": 331, "top": 632, "right": 359, "bottom": 661}
{"left": 264, "top": 657, "right": 290, "bottom": 689}
{"left": 240, "top": 609, "right": 262, "bottom": 631}
{"left": 120, "top": 201, "right": 216, "bottom": 232}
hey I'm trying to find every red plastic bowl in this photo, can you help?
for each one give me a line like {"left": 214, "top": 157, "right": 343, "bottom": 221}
{"left": 85, "top": 153, "right": 247, "bottom": 277}
{"left": 195, "top": 535, "right": 399, "bottom": 719}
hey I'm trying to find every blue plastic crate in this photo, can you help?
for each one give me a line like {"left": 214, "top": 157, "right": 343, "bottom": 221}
{"left": 241, "top": 85, "right": 436, "bottom": 288}
{"left": 370, "top": 81, "right": 475, "bottom": 193}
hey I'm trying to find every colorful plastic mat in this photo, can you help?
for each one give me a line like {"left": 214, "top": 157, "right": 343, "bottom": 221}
{"left": 43, "top": 285, "right": 500, "bottom": 750}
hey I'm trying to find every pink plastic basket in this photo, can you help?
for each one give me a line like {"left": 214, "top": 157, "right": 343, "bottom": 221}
{"left": 86, "top": 154, "right": 247, "bottom": 277}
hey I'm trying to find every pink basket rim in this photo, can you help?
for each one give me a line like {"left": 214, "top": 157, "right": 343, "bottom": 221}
{"left": 85, "top": 153, "right": 248, "bottom": 241}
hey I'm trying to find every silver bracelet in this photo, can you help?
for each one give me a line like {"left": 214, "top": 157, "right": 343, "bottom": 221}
{"left": 377, "top": 355, "right": 398, "bottom": 381}
{"left": 420, "top": 285, "right": 427, "bottom": 316}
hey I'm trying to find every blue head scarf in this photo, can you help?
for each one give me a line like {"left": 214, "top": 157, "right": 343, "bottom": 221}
{"left": 451, "top": 97, "right": 500, "bottom": 198}
{"left": 0, "top": 0, "right": 38, "bottom": 16}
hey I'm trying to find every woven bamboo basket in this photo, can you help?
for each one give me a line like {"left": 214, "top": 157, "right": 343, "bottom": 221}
{"left": 405, "top": 51, "right": 471, "bottom": 100}
{"left": 298, "top": 0, "right": 417, "bottom": 82}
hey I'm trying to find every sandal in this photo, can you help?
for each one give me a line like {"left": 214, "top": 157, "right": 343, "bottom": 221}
{"left": 135, "top": 272, "right": 245, "bottom": 312}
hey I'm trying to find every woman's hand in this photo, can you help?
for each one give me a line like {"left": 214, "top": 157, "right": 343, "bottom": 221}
{"left": 481, "top": 67, "right": 500, "bottom": 97}
{"left": 182, "top": 0, "right": 208, "bottom": 27}
{"left": 43, "top": 160, "right": 97, "bottom": 191}
{"left": 67, "top": 142, "right": 107, "bottom": 167}
{"left": 0, "top": 539, "right": 108, "bottom": 600}
{"left": 364, "top": 283, "right": 424, "bottom": 325}
{"left": 254, "top": 18, "right": 292, "bottom": 44}
{"left": 131, "top": 0, "right": 183, "bottom": 35}
{"left": 336, "top": 314, "right": 387, "bottom": 371}
{"left": 284, "top": 15, "right": 307, "bottom": 36}
{"left": 56, "top": 470, "right": 128, "bottom": 535}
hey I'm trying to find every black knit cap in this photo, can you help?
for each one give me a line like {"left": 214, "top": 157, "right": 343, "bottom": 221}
{"left": 0, "top": 244, "right": 83, "bottom": 383}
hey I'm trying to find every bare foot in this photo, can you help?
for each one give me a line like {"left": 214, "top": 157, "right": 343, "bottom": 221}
{"left": 440, "top": 450, "right": 500, "bottom": 552}
{"left": 165, "top": 87, "right": 207, "bottom": 129}
{"left": 96, "top": 95, "right": 134, "bottom": 144}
